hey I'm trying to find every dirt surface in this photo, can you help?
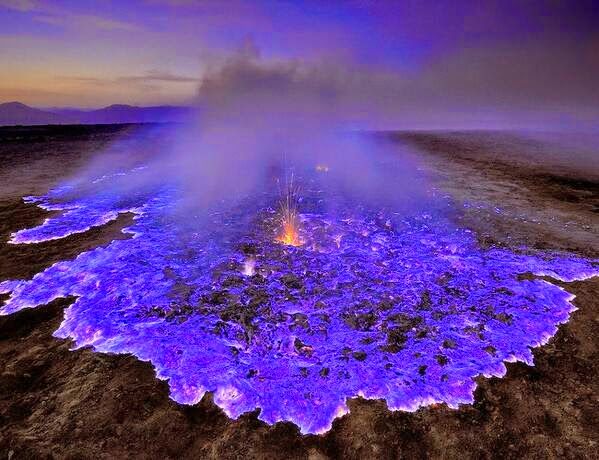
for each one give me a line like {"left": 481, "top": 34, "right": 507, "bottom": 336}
{"left": 1, "top": 126, "right": 598, "bottom": 459}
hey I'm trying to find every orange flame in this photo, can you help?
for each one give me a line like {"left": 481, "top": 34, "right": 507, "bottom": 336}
{"left": 278, "top": 218, "right": 301, "bottom": 246}
{"left": 276, "top": 169, "right": 302, "bottom": 246}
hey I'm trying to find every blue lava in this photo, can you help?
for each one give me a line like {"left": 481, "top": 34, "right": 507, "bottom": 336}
{"left": 1, "top": 167, "right": 597, "bottom": 434}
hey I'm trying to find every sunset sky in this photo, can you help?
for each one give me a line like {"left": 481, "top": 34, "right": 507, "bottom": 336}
{"left": 1, "top": 0, "right": 598, "bottom": 121}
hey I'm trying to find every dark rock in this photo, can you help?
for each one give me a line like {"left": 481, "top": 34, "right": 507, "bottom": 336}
{"left": 435, "top": 355, "right": 449, "bottom": 365}
{"left": 442, "top": 338, "right": 457, "bottom": 349}
{"left": 352, "top": 351, "right": 367, "bottom": 361}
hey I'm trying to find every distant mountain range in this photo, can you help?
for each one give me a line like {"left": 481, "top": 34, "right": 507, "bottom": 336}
{"left": 0, "top": 102, "right": 193, "bottom": 126}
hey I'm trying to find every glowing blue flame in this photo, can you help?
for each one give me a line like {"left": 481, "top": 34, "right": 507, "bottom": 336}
{"left": 1, "top": 168, "right": 597, "bottom": 434}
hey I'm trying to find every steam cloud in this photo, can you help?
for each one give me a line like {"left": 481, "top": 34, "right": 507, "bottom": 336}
{"left": 143, "top": 46, "right": 429, "bottom": 218}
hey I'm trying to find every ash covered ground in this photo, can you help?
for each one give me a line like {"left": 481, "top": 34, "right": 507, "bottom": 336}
{"left": 1, "top": 125, "right": 598, "bottom": 459}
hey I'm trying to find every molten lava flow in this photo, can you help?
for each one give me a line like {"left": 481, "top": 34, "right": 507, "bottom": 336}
{"left": 2, "top": 169, "right": 598, "bottom": 436}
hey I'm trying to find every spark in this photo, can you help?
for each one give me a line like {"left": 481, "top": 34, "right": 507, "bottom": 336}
{"left": 276, "top": 168, "right": 302, "bottom": 247}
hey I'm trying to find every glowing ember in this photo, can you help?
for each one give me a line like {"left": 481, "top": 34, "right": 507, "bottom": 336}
{"left": 0, "top": 166, "right": 597, "bottom": 435}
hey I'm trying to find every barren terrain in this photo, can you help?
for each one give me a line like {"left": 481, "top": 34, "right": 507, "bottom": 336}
{"left": 1, "top": 125, "right": 597, "bottom": 459}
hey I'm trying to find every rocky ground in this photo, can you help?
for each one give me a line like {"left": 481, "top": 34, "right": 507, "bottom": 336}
{"left": 0, "top": 125, "right": 597, "bottom": 459}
